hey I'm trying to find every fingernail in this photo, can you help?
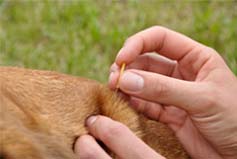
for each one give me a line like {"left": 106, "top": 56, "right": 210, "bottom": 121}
{"left": 116, "top": 47, "right": 124, "bottom": 60}
{"left": 108, "top": 72, "right": 119, "bottom": 90}
{"left": 86, "top": 116, "right": 97, "bottom": 126}
{"left": 110, "top": 64, "right": 119, "bottom": 73}
{"left": 109, "top": 72, "right": 115, "bottom": 83}
{"left": 120, "top": 72, "right": 144, "bottom": 92}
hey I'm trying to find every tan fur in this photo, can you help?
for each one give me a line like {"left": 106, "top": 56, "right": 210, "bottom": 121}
{"left": 0, "top": 67, "right": 189, "bottom": 159}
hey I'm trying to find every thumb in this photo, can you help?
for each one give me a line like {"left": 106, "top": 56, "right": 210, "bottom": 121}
{"left": 119, "top": 69, "right": 206, "bottom": 113}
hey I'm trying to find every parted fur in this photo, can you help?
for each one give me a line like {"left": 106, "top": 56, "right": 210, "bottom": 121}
{"left": 0, "top": 67, "right": 189, "bottom": 159}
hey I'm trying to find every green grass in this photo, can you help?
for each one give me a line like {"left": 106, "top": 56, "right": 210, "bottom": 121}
{"left": 0, "top": 0, "right": 236, "bottom": 82}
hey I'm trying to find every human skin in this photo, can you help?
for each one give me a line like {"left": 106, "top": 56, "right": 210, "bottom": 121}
{"left": 75, "top": 26, "right": 237, "bottom": 159}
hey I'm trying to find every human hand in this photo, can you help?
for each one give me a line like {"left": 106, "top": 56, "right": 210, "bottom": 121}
{"left": 74, "top": 115, "right": 166, "bottom": 159}
{"left": 108, "top": 26, "right": 237, "bottom": 159}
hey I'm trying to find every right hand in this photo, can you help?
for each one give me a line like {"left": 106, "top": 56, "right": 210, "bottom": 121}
{"left": 108, "top": 26, "right": 237, "bottom": 159}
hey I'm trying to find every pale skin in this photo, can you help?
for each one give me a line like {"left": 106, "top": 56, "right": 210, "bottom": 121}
{"left": 74, "top": 26, "right": 237, "bottom": 159}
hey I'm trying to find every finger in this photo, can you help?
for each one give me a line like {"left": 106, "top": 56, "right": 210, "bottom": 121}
{"left": 114, "top": 53, "right": 177, "bottom": 76}
{"left": 108, "top": 70, "right": 120, "bottom": 90}
{"left": 129, "top": 96, "right": 164, "bottom": 121}
{"left": 86, "top": 115, "right": 165, "bottom": 159}
{"left": 109, "top": 54, "right": 178, "bottom": 89}
{"left": 74, "top": 135, "right": 112, "bottom": 159}
{"left": 127, "top": 54, "right": 177, "bottom": 76}
{"left": 109, "top": 63, "right": 120, "bottom": 73}
{"left": 130, "top": 97, "right": 187, "bottom": 130}
{"left": 119, "top": 69, "right": 206, "bottom": 113}
{"left": 108, "top": 63, "right": 125, "bottom": 90}
{"left": 115, "top": 26, "right": 220, "bottom": 78}
{"left": 116, "top": 26, "right": 204, "bottom": 66}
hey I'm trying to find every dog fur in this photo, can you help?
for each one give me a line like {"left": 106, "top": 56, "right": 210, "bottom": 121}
{"left": 0, "top": 67, "right": 189, "bottom": 159}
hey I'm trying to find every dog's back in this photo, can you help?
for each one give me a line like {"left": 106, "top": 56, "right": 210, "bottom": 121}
{"left": 0, "top": 67, "right": 188, "bottom": 159}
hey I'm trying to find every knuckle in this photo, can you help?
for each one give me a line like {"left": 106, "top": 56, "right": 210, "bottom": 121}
{"left": 203, "top": 85, "right": 219, "bottom": 108}
{"left": 203, "top": 46, "right": 226, "bottom": 66}
{"left": 203, "top": 46, "right": 219, "bottom": 59}
{"left": 153, "top": 78, "right": 171, "bottom": 97}
{"left": 152, "top": 25, "right": 166, "bottom": 31}
{"left": 205, "top": 46, "right": 217, "bottom": 55}
{"left": 204, "top": 94, "right": 216, "bottom": 109}
{"left": 151, "top": 25, "right": 167, "bottom": 36}
{"left": 124, "top": 36, "right": 136, "bottom": 46}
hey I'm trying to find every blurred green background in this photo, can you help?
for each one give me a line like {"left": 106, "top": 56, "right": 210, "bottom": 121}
{"left": 0, "top": 0, "right": 236, "bottom": 82}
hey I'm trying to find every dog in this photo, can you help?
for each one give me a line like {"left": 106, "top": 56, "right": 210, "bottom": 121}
{"left": 0, "top": 67, "right": 189, "bottom": 159}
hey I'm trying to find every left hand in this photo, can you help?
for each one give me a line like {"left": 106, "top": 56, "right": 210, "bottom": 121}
{"left": 74, "top": 115, "right": 165, "bottom": 159}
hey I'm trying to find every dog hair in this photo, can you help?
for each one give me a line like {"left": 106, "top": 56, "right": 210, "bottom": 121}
{"left": 0, "top": 67, "right": 189, "bottom": 159}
